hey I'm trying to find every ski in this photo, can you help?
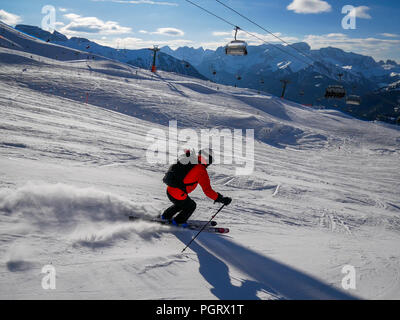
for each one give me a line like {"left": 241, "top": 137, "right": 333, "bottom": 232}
{"left": 194, "top": 226, "right": 230, "bottom": 234}
{"left": 182, "top": 224, "right": 229, "bottom": 234}
{"left": 128, "top": 215, "right": 217, "bottom": 227}
{"left": 128, "top": 216, "right": 228, "bottom": 233}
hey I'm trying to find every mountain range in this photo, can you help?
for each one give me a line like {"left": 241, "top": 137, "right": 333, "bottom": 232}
{"left": 13, "top": 24, "right": 206, "bottom": 80}
{"left": 162, "top": 44, "right": 400, "bottom": 98}
{"left": 162, "top": 43, "right": 400, "bottom": 123}
{"left": 10, "top": 24, "right": 400, "bottom": 123}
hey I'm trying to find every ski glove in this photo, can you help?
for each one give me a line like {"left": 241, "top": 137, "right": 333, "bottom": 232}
{"left": 215, "top": 193, "right": 232, "bottom": 206}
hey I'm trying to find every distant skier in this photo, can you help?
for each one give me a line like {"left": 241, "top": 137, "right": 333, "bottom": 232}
{"left": 161, "top": 149, "right": 232, "bottom": 227}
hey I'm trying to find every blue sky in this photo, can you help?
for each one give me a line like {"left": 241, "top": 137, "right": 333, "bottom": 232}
{"left": 1, "top": 0, "right": 399, "bottom": 61}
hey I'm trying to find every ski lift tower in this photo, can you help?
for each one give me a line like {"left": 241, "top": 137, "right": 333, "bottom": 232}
{"left": 148, "top": 45, "right": 160, "bottom": 73}
{"left": 280, "top": 79, "right": 290, "bottom": 99}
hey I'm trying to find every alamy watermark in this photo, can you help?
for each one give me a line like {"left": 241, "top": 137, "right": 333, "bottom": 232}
{"left": 341, "top": 265, "right": 356, "bottom": 290}
{"left": 41, "top": 5, "right": 56, "bottom": 33}
{"left": 342, "top": 5, "right": 357, "bottom": 30}
{"left": 41, "top": 264, "right": 56, "bottom": 290}
{"left": 146, "top": 121, "right": 254, "bottom": 175}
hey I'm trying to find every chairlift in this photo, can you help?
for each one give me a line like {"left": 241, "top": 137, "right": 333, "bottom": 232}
{"left": 346, "top": 85, "right": 360, "bottom": 105}
{"left": 209, "top": 64, "right": 217, "bottom": 76}
{"left": 325, "top": 73, "right": 346, "bottom": 99}
{"left": 346, "top": 95, "right": 361, "bottom": 106}
{"left": 182, "top": 60, "right": 189, "bottom": 68}
{"left": 225, "top": 26, "right": 248, "bottom": 56}
{"left": 325, "top": 85, "right": 346, "bottom": 99}
{"left": 236, "top": 75, "right": 242, "bottom": 81}
{"left": 299, "top": 90, "right": 304, "bottom": 96}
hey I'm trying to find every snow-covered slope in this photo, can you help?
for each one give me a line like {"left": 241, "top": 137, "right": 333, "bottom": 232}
{"left": 1, "top": 22, "right": 400, "bottom": 300}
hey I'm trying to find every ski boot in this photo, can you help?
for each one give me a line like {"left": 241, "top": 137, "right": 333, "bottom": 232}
{"left": 171, "top": 219, "right": 189, "bottom": 229}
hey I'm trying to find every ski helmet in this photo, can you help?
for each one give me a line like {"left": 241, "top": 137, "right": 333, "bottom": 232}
{"left": 198, "top": 149, "right": 213, "bottom": 166}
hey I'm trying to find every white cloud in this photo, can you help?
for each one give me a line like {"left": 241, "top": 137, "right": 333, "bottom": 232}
{"left": 326, "top": 33, "right": 346, "bottom": 38}
{"left": 303, "top": 33, "right": 400, "bottom": 60}
{"left": 153, "top": 27, "right": 184, "bottom": 37}
{"left": 212, "top": 31, "right": 231, "bottom": 37}
{"left": 0, "top": 9, "right": 22, "bottom": 25}
{"left": 139, "top": 27, "right": 184, "bottom": 37}
{"left": 287, "top": 0, "right": 331, "bottom": 14}
{"left": 59, "top": 8, "right": 68, "bottom": 12}
{"left": 380, "top": 33, "right": 399, "bottom": 38}
{"left": 354, "top": 6, "right": 371, "bottom": 19}
{"left": 64, "top": 13, "right": 81, "bottom": 20}
{"left": 96, "top": 36, "right": 193, "bottom": 49}
{"left": 60, "top": 13, "right": 131, "bottom": 36}
{"left": 198, "top": 41, "right": 226, "bottom": 50}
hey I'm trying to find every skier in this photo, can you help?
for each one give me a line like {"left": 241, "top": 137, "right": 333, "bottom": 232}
{"left": 161, "top": 149, "right": 232, "bottom": 227}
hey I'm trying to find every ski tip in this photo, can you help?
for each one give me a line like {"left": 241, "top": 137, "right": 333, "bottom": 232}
{"left": 217, "top": 228, "right": 229, "bottom": 234}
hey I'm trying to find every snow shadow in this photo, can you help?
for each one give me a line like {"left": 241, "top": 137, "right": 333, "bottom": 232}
{"left": 180, "top": 233, "right": 357, "bottom": 300}
{"left": 233, "top": 94, "right": 292, "bottom": 122}
{"left": 177, "top": 82, "right": 218, "bottom": 95}
{"left": 6, "top": 260, "right": 35, "bottom": 272}
{"left": 1, "top": 142, "right": 27, "bottom": 149}
{"left": 152, "top": 74, "right": 188, "bottom": 97}
{"left": 175, "top": 232, "right": 282, "bottom": 300}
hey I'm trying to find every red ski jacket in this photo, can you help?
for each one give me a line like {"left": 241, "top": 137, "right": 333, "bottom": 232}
{"left": 167, "top": 164, "right": 218, "bottom": 201}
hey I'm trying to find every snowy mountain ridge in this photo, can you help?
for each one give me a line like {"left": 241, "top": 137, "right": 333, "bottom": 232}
{"left": 162, "top": 43, "right": 400, "bottom": 107}
{"left": 12, "top": 24, "right": 207, "bottom": 80}
{"left": 162, "top": 43, "right": 400, "bottom": 81}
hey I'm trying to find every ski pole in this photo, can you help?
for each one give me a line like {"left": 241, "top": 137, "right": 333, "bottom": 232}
{"left": 181, "top": 204, "right": 225, "bottom": 253}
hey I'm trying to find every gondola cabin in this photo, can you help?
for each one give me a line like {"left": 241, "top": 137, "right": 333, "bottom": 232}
{"left": 225, "top": 40, "right": 248, "bottom": 56}
{"left": 225, "top": 26, "right": 248, "bottom": 56}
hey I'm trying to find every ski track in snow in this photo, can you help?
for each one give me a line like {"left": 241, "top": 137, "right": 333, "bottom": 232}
{"left": 1, "top": 25, "right": 400, "bottom": 299}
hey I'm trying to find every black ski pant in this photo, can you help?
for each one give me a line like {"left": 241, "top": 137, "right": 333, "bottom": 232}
{"left": 162, "top": 191, "right": 197, "bottom": 224}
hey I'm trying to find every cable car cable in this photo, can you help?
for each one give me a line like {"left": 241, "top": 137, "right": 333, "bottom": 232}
{"left": 214, "top": 0, "right": 315, "bottom": 65}
{"left": 183, "top": 0, "right": 314, "bottom": 67}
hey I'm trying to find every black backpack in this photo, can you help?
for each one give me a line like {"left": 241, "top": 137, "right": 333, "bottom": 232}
{"left": 163, "top": 151, "right": 197, "bottom": 192}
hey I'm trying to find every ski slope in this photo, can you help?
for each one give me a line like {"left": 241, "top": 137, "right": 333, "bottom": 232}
{"left": 1, "top": 23, "right": 400, "bottom": 300}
